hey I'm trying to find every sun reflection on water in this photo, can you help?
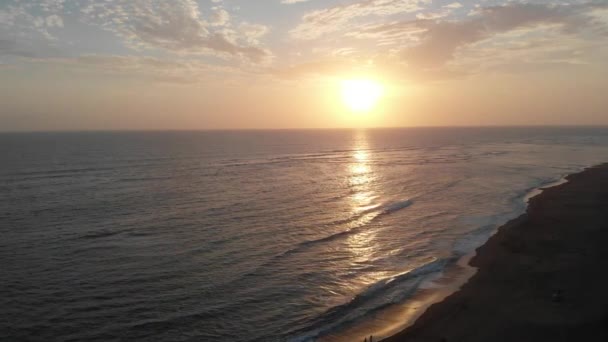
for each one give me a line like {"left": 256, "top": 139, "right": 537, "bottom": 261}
{"left": 349, "top": 131, "right": 375, "bottom": 209}
{"left": 350, "top": 163, "right": 370, "bottom": 175}
{"left": 353, "top": 150, "right": 368, "bottom": 162}
{"left": 344, "top": 130, "right": 381, "bottom": 277}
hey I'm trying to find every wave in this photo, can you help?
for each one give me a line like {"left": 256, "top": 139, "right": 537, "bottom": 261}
{"left": 381, "top": 199, "right": 413, "bottom": 214}
{"left": 3, "top": 166, "right": 115, "bottom": 178}
{"left": 278, "top": 199, "right": 413, "bottom": 258}
{"left": 451, "top": 223, "right": 500, "bottom": 256}
{"left": 287, "top": 257, "right": 455, "bottom": 342}
{"left": 521, "top": 175, "right": 569, "bottom": 204}
{"left": 202, "top": 199, "right": 415, "bottom": 302}
{"left": 216, "top": 152, "right": 352, "bottom": 169}
{"left": 77, "top": 230, "right": 122, "bottom": 240}
{"left": 213, "top": 144, "right": 509, "bottom": 170}
{"left": 288, "top": 172, "right": 571, "bottom": 342}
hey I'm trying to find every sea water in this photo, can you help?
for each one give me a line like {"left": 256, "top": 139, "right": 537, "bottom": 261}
{"left": 1, "top": 127, "right": 607, "bottom": 341}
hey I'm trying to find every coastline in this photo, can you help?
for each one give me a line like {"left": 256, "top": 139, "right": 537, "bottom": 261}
{"left": 318, "top": 172, "right": 572, "bottom": 342}
{"left": 382, "top": 163, "right": 608, "bottom": 342}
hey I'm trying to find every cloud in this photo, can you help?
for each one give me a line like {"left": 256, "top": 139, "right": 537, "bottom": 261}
{"left": 350, "top": 3, "right": 608, "bottom": 68}
{"left": 210, "top": 8, "right": 230, "bottom": 26}
{"left": 239, "top": 23, "right": 271, "bottom": 44}
{"left": 416, "top": 9, "right": 451, "bottom": 20}
{"left": 277, "top": 2, "right": 608, "bottom": 82}
{"left": 0, "top": 1, "right": 65, "bottom": 41}
{"left": 282, "top": 0, "right": 311, "bottom": 4}
{"left": 409, "top": 3, "right": 605, "bottom": 68}
{"left": 290, "top": 0, "right": 427, "bottom": 39}
{"left": 444, "top": 2, "right": 462, "bottom": 9}
{"left": 45, "top": 14, "right": 63, "bottom": 27}
{"left": 39, "top": 0, "right": 67, "bottom": 13}
{"left": 80, "top": 0, "right": 271, "bottom": 63}
{"left": 452, "top": 24, "right": 602, "bottom": 74}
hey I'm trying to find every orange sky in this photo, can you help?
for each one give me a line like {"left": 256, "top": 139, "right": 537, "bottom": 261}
{"left": 1, "top": 1, "right": 607, "bottom": 130}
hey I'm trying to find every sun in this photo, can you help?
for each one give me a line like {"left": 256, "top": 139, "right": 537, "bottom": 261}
{"left": 340, "top": 79, "right": 383, "bottom": 112}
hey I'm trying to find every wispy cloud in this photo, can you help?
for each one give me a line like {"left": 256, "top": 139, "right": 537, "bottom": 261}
{"left": 281, "top": 0, "right": 311, "bottom": 4}
{"left": 0, "top": 0, "right": 66, "bottom": 41}
{"left": 1, "top": 0, "right": 607, "bottom": 83}
{"left": 278, "top": 2, "right": 608, "bottom": 82}
{"left": 290, "top": 0, "right": 428, "bottom": 39}
{"left": 444, "top": 2, "right": 462, "bottom": 9}
{"left": 348, "top": 2, "right": 608, "bottom": 68}
{"left": 405, "top": 3, "right": 606, "bottom": 68}
{"left": 80, "top": 0, "right": 272, "bottom": 63}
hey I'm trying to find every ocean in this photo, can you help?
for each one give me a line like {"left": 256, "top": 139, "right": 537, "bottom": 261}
{"left": 1, "top": 127, "right": 608, "bottom": 341}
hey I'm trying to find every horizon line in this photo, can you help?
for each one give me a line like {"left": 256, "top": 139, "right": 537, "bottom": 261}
{"left": 2, "top": 124, "right": 608, "bottom": 134}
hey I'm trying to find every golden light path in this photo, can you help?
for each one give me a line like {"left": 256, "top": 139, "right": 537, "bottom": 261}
{"left": 345, "top": 130, "right": 391, "bottom": 290}
{"left": 323, "top": 132, "right": 478, "bottom": 342}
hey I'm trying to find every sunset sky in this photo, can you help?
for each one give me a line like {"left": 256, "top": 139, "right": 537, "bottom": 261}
{"left": 1, "top": 0, "right": 607, "bottom": 131}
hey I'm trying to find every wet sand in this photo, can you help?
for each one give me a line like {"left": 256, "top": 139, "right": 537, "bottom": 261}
{"left": 383, "top": 163, "right": 608, "bottom": 342}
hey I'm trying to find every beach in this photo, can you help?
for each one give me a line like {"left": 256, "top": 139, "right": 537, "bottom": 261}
{"left": 383, "top": 163, "right": 608, "bottom": 342}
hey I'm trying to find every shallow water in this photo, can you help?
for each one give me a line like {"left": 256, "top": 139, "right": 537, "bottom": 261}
{"left": 1, "top": 127, "right": 607, "bottom": 341}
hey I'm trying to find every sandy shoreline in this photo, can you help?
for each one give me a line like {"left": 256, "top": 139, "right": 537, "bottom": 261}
{"left": 381, "top": 163, "right": 608, "bottom": 342}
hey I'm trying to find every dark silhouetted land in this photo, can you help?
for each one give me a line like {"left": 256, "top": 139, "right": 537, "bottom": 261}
{"left": 385, "top": 164, "right": 608, "bottom": 342}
